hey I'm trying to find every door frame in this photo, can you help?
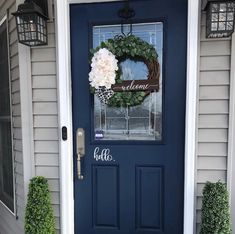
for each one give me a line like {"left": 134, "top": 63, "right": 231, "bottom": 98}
{"left": 55, "top": 0, "right": 200, "bottom": 234}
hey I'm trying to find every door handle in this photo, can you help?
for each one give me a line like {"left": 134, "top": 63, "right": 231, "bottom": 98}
{"left": 76, "top": 128, "right": 85, "bottom": 180}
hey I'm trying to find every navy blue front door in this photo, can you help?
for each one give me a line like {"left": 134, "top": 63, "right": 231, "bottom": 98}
{"left": 70, "top": 1, "right": 187, "bottom": 234}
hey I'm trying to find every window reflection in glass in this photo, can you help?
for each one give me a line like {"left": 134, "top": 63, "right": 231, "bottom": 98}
{"left": 120, "top": 59, "right": 148, "bottom": 81}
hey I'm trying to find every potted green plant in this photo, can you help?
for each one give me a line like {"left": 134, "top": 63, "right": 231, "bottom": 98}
{"left": 200, "top": 181, "right": 231, "bottom": 234}
{"left": 25, "top": 176, "right": 55, "bottom": 234}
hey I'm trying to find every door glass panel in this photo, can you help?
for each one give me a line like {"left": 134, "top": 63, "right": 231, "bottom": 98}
{"left": 93, "top": 23, "right": 163, "bottom": 141}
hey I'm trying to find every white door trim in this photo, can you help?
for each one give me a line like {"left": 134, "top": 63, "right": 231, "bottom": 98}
{"left": 184, "top": 0, "right": 200, "bottom": 233}
{"left": 227, "top": 33, "right": 235, "bottom": 231}
{"left": 55, "top": 0, "right": 200, "bottom": 234}
{"left": 55, "top": 1, "right": 74, "bottom": 234}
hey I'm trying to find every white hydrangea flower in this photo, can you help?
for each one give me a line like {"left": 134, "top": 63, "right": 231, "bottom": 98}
{"left": 89, "top": 48, "right": 118, "bottom": 89}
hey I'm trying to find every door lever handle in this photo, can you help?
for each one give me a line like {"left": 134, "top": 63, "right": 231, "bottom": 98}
{"left": 76, "top": 128, "right": 85, "bottom": 180}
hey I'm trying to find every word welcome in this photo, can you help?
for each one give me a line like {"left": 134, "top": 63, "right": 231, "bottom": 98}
{"left": 112, "top": 80, "right": 159, "bottom": 92}
{"left": 122, "top": 80, "right": 149, "bottom": 91}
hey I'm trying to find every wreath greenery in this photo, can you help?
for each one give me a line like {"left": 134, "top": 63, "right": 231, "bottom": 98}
{"left": 90, "top": 35, "right": 159, "bottom": 107}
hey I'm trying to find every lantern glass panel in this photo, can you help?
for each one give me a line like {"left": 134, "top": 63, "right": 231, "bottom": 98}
{"left": 227, "top": 21, "right": 233, "bottom": 29}
{"left": 35, "top": 15, "right": 47, "bottom": 45}
{"left": 212, "top": 22, "right": 218, "bottom": 31}
{"left": 219, "top": 12, "right": 226, "bottom": 21}
{"left": 219, "top": 21, "right": 226, "bottom": 30}
{"left": 220, "top": 3, "right": 227, "bottom": 12}
{"left": 228, "top": 12, "right": 234, "bottom": 20}
{"left": 212, "top": 3, "right": 219, "bottom": 12}
{"left": 212, "top": 13, "right": 218, "bottom": 21}
{"left": 228, "top": 3, "right": 235, "bottom": 11}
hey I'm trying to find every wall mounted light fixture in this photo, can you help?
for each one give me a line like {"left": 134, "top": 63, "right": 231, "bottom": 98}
{"left": 205, "top": 0, "right": 235, "bottom": 38}
{"left": 12, "top": 0, "right": 49, "bottom": 46}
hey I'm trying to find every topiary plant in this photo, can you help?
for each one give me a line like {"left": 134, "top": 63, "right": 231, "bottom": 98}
{"left": 25, "top": 176, "right": 55, "bottom": 234}
{"left": 200, "top": 181, "right": 232, "bottom": 234}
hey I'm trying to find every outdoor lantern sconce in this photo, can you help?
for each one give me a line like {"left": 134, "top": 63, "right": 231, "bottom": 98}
{"left": 205, "top": 0, "right": 235, "bottom": 38}
{"left": 12, "top": 0, "right": 49, "bottom": 46}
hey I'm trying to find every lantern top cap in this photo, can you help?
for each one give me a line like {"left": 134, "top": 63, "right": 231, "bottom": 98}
{"left": 203, "top": 0, "right": 235, "bottom": 10}
{"left": 12, "top": 0, "right": 48, "bottom": 19}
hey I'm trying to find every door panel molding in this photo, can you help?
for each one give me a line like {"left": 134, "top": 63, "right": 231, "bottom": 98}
{"left": 55, "top": 1, "right": 200, "bottom": 234}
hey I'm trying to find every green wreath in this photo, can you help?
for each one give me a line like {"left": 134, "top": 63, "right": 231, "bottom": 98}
{"left": 90, "top": 35, "right": 160, "bottom": 107}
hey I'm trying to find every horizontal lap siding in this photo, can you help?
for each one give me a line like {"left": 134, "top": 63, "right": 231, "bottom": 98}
{"left": 32, "top": 19, "right": 61, "bottom": 231}
{"left": 0, "top": 1, "right": 24, "bottom": 234}
{"left": 196, "top": 12, "right": 231, "bottom": 233}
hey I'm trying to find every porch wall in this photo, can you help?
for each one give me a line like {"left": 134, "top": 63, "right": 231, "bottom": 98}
{"left": 196, "top": 11, "right": 231, "bottom": 233}
{"left": 31, "top": 17, "right": 61, "bottom": 233}
{"left": 0, "top": 1, "right": 24, "bottom": 233}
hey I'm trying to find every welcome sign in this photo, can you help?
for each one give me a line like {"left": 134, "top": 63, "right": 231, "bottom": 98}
{"left": 112, "top": 79, "right": 159, "bottom": 92}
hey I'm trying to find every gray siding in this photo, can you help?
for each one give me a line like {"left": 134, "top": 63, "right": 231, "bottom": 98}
{"left": 196, "top": 12, "right": 231, "bottom": 233}
{"left": 0, "top": 1, "right": 24, "bottom": 233}
{"left": 32, "top": 19, "right": 61, "bottom": 232}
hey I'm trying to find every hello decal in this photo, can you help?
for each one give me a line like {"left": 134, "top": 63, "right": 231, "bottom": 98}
{"left": 93, "top": 147, "right": 115, "bottom": 162}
